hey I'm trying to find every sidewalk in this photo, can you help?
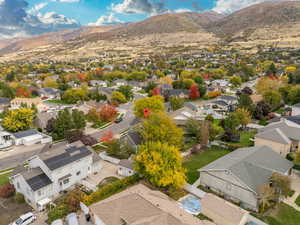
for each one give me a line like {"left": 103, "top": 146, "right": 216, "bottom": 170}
{"left": 283, "top": 191, "right": 300, "bottom": 212}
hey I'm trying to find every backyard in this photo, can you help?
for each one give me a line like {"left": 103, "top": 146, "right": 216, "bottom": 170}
{"left": 183, "top": 146, "right": 231, "bottom": 184}
{"left": 258, "top": 203, "right": 300, "bottom": 225}
{"left": 226, "top": 130, "right": 256, "bottom": 148}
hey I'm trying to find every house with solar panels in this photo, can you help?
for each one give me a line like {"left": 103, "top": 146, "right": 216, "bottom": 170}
{"left": 9, "top": 141, "right": 102, "bottom": 211}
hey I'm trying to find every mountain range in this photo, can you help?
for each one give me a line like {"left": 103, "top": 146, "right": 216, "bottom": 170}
{"left": 1, "top": 1, "right": 300, "bottom": 62}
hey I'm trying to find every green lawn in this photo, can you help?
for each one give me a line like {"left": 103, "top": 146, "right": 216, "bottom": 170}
{"left": 227, "top": 130, "right": 256, "bottom": 148}
{"left": 260, "top": 203, "right": 300, "bottom": 225}
{"left": 295, "top": 195, "right": 300, "bottom": 207}
{"left": 0, "top": 172, "right": 11, "bottom": 187}
{"left": 183, "top": 147, "right": 231, "bottom": 184}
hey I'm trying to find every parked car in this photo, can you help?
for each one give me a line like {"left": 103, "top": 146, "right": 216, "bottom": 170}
{"left": 115, "top": 116, "right": 123, "bottom": 123}
{"left": 12, "top": 212, "right": 36, "bottom": 225}
{"left": 66, "top": 213, "right": 79, "bottom": 225}
{"left": 51, "top": 219, "right": 63, "bottom": 225}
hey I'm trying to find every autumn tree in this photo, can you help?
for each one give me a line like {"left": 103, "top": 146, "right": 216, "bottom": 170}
{"left": 99, "top": 104, "right": 117, "bottom": 122}
{"left": 270, "top": 173, "right": 292, "bottom": 200}
{"left": 134, "top": 95, "right": 165, "bottom": 118}
{"left": 263, "top": 90, "right": 282, "bottom": 110}
{"left": 233, "top": 108, "right": 251, "bottom": 128}
{"left": 135, "top": 141, "right": 186, "bottom": 189}
{"left": 140, "top": 112, "right": 183, "bottom": 148}
{"left": 258, "top": 184, "right": 275, "bottom": 212}
{"left": 151, "top": 87, "right": 161, "bottom": 96}
{"left": 2, "top": 107, "right": 35, "bottom": 132}
{"left": 62, "top": 88, "right": 88, "bottom": 104}
{"left": 111, "top": 91, "right": 127, "bottom": 104}
{"left": 43, "top": 78, "right": 59, "bottom": 89}
{"left": 230, "top": 76, "right": 242, "bottom": 87}
{"left": 100, "top": 130, "right": 114, "bottom": 143}
{"left": 189, "top": 84, "right": 200, "bottom": 99}
{"left": 117, "top": 85, "right": 133, "bottom": 100}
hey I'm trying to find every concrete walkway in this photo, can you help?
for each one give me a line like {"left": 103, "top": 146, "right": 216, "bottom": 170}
{"left": 283, "top": 192, "right": 300, "bottom": 212}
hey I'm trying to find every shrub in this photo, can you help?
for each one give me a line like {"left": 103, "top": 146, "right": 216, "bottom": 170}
{"left": 47, "top": 204, "right": 69, "bottom": 224}
{"left": 63, "top": 189, "right": 84, "bottom": 212}
{"left": 0, "top": 184, "right": 15, "bottom": 198}
{"left": 84, "top": 174, "right": 140, "bottom": 206}
{"left": 14, "top": 193, "right": 25, "bottom": 204}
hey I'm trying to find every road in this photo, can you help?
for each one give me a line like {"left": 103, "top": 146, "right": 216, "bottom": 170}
{"left": 0, "top": 100, "right": 138, "bottom": 171}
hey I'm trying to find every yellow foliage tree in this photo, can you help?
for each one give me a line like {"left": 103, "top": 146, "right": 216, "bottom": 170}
{"left": 2, "top": 108, "right": 35, "bottom": 132}
{"left": 256, "top": 77, "right": 287, "bottom": 94}
{"left": 43, "top": 78, "right": 59, "bottom": 89}
{"left": 135, "top": 141, "right": 186, "bottom": 189}
{"left": 133, "top": 95, "right": 165, "bottom": 118}
{"left": 159, "top": 76, "right": 173, "bottom": 85}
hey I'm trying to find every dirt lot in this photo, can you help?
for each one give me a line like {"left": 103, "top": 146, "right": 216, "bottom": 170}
{"left": 0, "top": 197, "right": 32, "bottom": 225}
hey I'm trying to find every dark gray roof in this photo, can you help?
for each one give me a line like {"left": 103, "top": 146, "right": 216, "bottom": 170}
{"left": 13, "top": 129, "right": 39, "bottom": 139}
{"left": 121, "top": 130, "right": 142, "bottom": 147}
{"left": 39, "top": 88, "right": 61, "bottom": 95}
{"left": 255, "top": 128, "right": 291, "bottom": 144}
{"left": 0, "top": 97, "right": 10, "bottom": 105}
{"left": 42, "top": 144, "right": 93, "bottom": 171}
{"left": 200, "top": 146, "right": 293, "bottom": 193}
{"left": 26, "top": 171, "right": 52, "bottom": 191}
{"left": 211, "top": 100, "right": 228, "bottom": 107}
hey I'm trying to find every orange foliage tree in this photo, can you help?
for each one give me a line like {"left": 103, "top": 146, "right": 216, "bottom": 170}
{"left": 99, "top": 104, "right": 117, "bottom": 122}
{"left": 189, "top": 84, "right": 200, "bottom": 99}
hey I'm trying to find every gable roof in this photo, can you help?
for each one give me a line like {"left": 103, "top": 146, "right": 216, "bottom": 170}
{"left": 255, "top": 128, "right": 291, "bottom": 144}
{"left": 199, "top": 146, "right": 293, "bottom": 193}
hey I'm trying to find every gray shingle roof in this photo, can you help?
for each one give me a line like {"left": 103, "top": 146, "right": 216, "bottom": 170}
{"left": 200, "top": 146, "right": 293, "bottom": 193}
{"left": 255, "top": 128, "right": 291, "bottom": 144}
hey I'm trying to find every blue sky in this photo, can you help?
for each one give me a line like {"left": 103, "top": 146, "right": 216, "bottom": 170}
{"left": 24, "top": 0, "right": 256, "bottom": 25}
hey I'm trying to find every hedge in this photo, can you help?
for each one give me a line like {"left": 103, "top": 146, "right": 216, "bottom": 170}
{"left": 84, "top": 174, "right": 140, "bottom": 206}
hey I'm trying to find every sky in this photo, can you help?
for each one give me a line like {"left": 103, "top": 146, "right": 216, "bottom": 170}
{"left": 0, "top": 0, "right": 294, "bottom": 39}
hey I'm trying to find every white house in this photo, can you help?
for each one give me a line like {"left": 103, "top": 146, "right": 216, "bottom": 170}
{"left": 12, "top": 129, "right": 52, "bottom": 146}
{"left": 117, "top": 159, "right": 135, "bottom": 177}
{"left": 10, "top": 141, "right": 102, "bottom": 210}
{"left": 292, "top": 103, "right": 300, "bottom": 116}
{"left": 89, "top": 80, "right": 107, "bottom": 87}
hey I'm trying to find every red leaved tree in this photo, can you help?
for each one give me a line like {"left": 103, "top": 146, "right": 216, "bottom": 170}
{"left": 0, "top": 184, "right": 15, "bottom": 198}
{"left": 152, "top": 87, "right": 160, "bottom": 96}
{"left": 143, "top": 108, "right": 151, "bottom": 118}
{"left": 100, "top": 131, "right": 114, "bottom": 143}
{"left": 99, "top": 104, "right": 117, "bottom": 122}
{"left": 16, "top": 87, "right": 31, "bottom": 98}
{"left": 77, "top": 72, "right": 86, "bottom": 82}
{"left": 189, "top": 84, "right": 200, "bottom": 99}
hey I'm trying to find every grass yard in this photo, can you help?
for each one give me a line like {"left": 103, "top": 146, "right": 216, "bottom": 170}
{"left": 183, "top": 146, "right": 231, "bottom": 184}
{"left": 227, "top": 130, "right": 256, "bottom": 147}
{"left": 295, "top": 195, "right": 300, "bottom": 207}
{"left": 260, "top": 203, "right": 300, "bottom": 225}
{"left": 0, "top": 172, "right": 10, "bottom": 187}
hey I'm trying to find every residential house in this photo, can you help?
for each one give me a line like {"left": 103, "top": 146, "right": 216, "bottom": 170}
{"left": 10, "top": 141, "right": 101, "bottom": 210}
{"left": 89, "top": 184, "right": 214, "bottom": 225}
{"left": 10, "top": 97, "right": 48, "bottom": 112}
{"left": 103, "top": 64, "right": 114, "bottom": 72}
{"left": 169, "top": 106, "right": 201, "bottom": 126}
{"left": 120, "top": 130, "right": 142, "bottom": 150}
{"left": 0, "top": 97, "right": 10, "bottom": 113}
{"left": 217, "top": 95, "right": 238, "bottom": 106}
{"left": 12, "top": 129, "right": 52, "bottom": 146}
{"left": 162, "top": 89, "right": 189, "bottom": 100}
{"left": 0, "top": 131, "right": 14, "bottom": 149}
{"left": 89, "top": 80, "right": 107, "bottom": 87}
{"left": 255, "top": 119, "right": 300, "bottom": 156}
{"left": 117, "top": 159, "right": 135, "bottom": 177}
{"left": 38, "top": 88, "right": 61, "bottom": 100}
{"left": 113, "top": 79, "right": 127, "bottom": 88}
{"left": 34, "top": 111, "right": 57, "bottom": 131}
{"left": 210, "top": 80, "right": 231, "bottom": 92}
{"left": 199, "top": 145, "right": 293, "bottom": 211}
{"left": 291, "top": 103, "right": 300, "bottom": 116}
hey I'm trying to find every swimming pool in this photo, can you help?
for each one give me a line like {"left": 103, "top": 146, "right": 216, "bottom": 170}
{"left": 179, "top": 195, "right": 202, "bottom": 215}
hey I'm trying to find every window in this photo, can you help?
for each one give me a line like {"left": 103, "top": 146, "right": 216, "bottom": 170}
{"left": 63, "top": 179, "right": 69, "bottom": 185}
{"left": 76, "top": 171, "right": 81, "bottom": 176}
{"left": 37, "top": 190, "right": 42, "bottom": 196}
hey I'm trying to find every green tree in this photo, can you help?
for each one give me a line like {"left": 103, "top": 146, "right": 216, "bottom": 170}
{"left": 72, "top": 109, "right": 86, "bottom": 130}
{"left": 270, "top": 173, "right": 292, "bottom": 200}
{"left": 287, "top": 87, "right": 300, "bottom": 105}
{"left": 169, "top": 96, "right": 184, "bottom": 111}
{"left": 52, "top": 109, "right": 74, "bottom": 140}
{"left": 2, "top": 108, "right": 35, "bottom": 132}
{"left": 230, "top": 76, "right": 242, "bottom": 87}
{"left": 140, "top": 112, "right": 183, "bottom": 148}
{"left": 238, "top": 94, "right": 254, "bottom": 113}
{"left": 62, "top": 88, "right": 88, "bottom": 104}
{"left": 134, "top": 95, "right": 165, "bottom": 118}
{"left": 263, "top": 90, "right": 282, "bottom": 110}
{"left": 233, "top": 108, "right": 251, "bottom": 128}
{"left": 111, "top": 91, "right": 127, "bottom": 104}
{"left": 294, "top": 150, "right": 300, "bottom": 164}
{"left": 117, "top": 85, "right": 133, "bottom": 100}
{"left": 135, "top": 141, "right": 186, "bottom": 188}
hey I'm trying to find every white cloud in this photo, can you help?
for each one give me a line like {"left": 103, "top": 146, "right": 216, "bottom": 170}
{"left": 88, "top": 13, "right": 123, "bottom": 26}
{"left": 37, "top": 11, "right": 78, "bottom": 25}
{"left": 27, "top": 2, "right": 48, "bottom": 14}
{"left": 112, "top": 0, "right": 166, "bottom": 15}
{"left": 213, "top": 0, "right": 277, "bottom": 14}
{"left": 174, "top": 8, "right": 192, "bottom": 13}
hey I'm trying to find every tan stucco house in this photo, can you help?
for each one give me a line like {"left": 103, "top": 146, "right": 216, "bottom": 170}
{"left": 199, "top": 146, "right": 293, "bottom": 211}
{"left": 255, "top": 119, "right": 300, "bottom": 157}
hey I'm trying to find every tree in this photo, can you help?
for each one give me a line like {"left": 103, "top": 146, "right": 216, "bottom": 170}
{"left": 52, "top": 109, "right": 74, "bottom": 140}
{"left": 62, "top": 88, "right": 88, "bottom": 104}
{"left": 140, "top": 112, "right": 183, "bottom": 148}
{"left": 270, "top": 173, "right": 291, "bottom": 200}
{"left": 241, "top": 86, "right": 253, "bottom": 95}
{"left": 100, "top": 130, "right": 114, "bottom": 143}
{"left": 135, "top": 141, "right": 186, "bottom": 189}
{"left": 64, "top": 189, "right": 84, "bottom": 212}
{"left": 287, "top": 86, "right": 300, "bottom": 105}
{"left": 72, "top": 109, "right": 86, "bottom": 130}
{"left": 198, "top": 84, "right": 207, "bottom": 97}
{"left": 194, "top": 76, "right": 204, "bottom": 85}
{"left": 258, "top": 184, "right": 275, "bottom": 212}
{"left": 267, "top": 63, "right": 277, "bottom": 75}
{"left": 134, "top": 95, "right": 165, "bottom": 118}
{"left": 169, "top": 96, "right": 184, "bottom": 111}
{"left": 106, "top": 140, "right": 135, "bottom": 159}
{"left": 99, "top": 104, "right": 117, "bottom": 122}
{"left": 111, "top": 91, "right": 127, "bottom": 104}
{"left": 43, "top": 78, "right": 59, "bottom": 89}
{"left": 238, "top": 94, "right": 254, "bottom": 113}
{"left": 233, "top": 108, "right": 251, "bottom": 128}
{"left": 254, "top": 101, "right": 271, "bottom": 120}
{"left": 263, "top": 90, "right": 282, "bottom": 110}
{"left": 117, "top": 85, "right": 133, "bottom": 100}
{"left": 151, "top": 87, "right": 161, "bottom": 96}
{"left": 0, "top": 184, "right": 15, "bottom": 198}
{"left": 223, "top": 112, "right": 241, "bottom": 131}
{"left": 2, "top": 108, "right": 35, "bottom": 132}
{"left": 189, "top": 84, "right": 200, "bottom": 99}
{"left": 230, "top": 76, "right": 242, "bottom": 87}
{"left": 15, "top": 87, "right": 31, "bottom": 98}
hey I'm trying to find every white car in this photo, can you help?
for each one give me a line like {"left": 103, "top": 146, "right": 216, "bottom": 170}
{"left": 12, "top": 212, "right": 36, "bottom": 225}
